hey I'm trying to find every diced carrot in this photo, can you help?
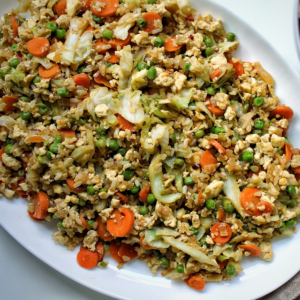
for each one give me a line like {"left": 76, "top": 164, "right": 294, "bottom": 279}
{"left": 238, "top": 244, "right": 262, "bottom": 257}
{"left": 104, "top": 34, "right": 131, "bottom": 49}
{"left": 9, "top": 15, "right": 18, "bottom": 40}
{"left": 292, "top": 166, "right": 300, "bottom": 174}
{"left": 115, "top": 192, "right": 128, "bottom": 204}
{"left": 58, "top": 129, "right": 76, "bottom": 141}
{"left": 240, "top": 187, "right": 261, "bottom": 215}
{"left": 27, "top": 37, "right": 50, "bottom": 57}
{"left": 107, "top": 207, "right": 135, "bottom": 237}
{"left": 109, "top": 240, "right": 124, "bottom": 263}
{"left": 216, "top": 258, "right": 228, "bottom": 270}
{"left": 210, "top": 222, "right": 232, "bottom": 244}
{"left": 85, "top": 25, "right": 94, "bottom": 31}
{"left": 139, "top": 187, "right": 150, "bottom": 202}
{"left": 186, "top": 15, "right": 194, "bottom": 21}
{"left": 142, "top": 12, "right": 162, "bottom": 34}
{"left": 34, "top": 191, "right": 50, "bottom": 220}
{"left": 210, "top": 139, "right": 226, "bottom": 155}
{"left": 95, "top": 41, "right": 110, "bottom": 54}
{"left": 82, "top": 0, "right": 91, "bottom": 12}
{"left": 140, "top": 236, "right": 152, "bottom": 250}
{"left": 210, "top": 68, "right": 221, "bottom": 80}
{"left": 164, "top": 37, "right": 182, "bottom": 52}
{"left": 229, "top": 60, "right": 244, "bottom": 78}
{"left": 94, "top": 76, "right": 112, "bottom": 88}
{"left": 284, "top": 143, "right": 292, "bottom": 163}
{"left": 200, "top": 150, "right": 218, "bottom": 174}
{"left": 28, "top": 210, "right": 43, "bottom": 222}
{"left": 90, "top": 0, "right": 119, "bottom": 18}
{"left": 39, "top": 64, "right": 60, "bottom": 79}
{"left": 270, "top": 106, "right": 294, "bottom": 120}
{"left": 79, "top": 215, "right": 91, "bottom": 230}
{"left": 184, "top": 275, "right": 206, "bottom": 291}
{"left": 66, "top": 178, "right": 85, "bottom": 193}
{"left": 0, "top": 147, "right": 5, "bottom": 162}
{"left": 96, "top": 216, "right": 114, "bottom": 241}
{"left": 217, "top": 208, "right": 226, "bottom": 221}
{"left": 55, "top": 0, "right": 67, "bottom": 16}
{"left": 73, "top": 73, "right": 90, "bottom": 89}
{"left": 2, "top": 95, "right": 18, "bottom": 111}
{"left": 96, "top": 242, "right": 104, "bottom": 261}
{"left": 227, "top": 145, "right": 235, "bottom": 150}
{"left": 197, "top": 191, "right": 203, "bottom": 205}
{"left": 77, "top": 245, "right": 98, "bottom": 269}
{"left": 116, "top": 114, "right": 136, "bottom": 132}
{"left": 107, "top": 50, "right": 120, "bottom": 63}
{"left": 50, "top": 18, "right": 57, "bottom": 23}
{"left": 25, "top": 136, "right": 45, "bottom": 144}
{"left": 254, "top": 201, "right": 272, "bottom": 216}
{"left": 295, "top": 174, "right": 300, "bottom": 181}
{"left": 118, "top": 244, "right": 137, "bottom": 261}
{"left": 206, "top": 100, "right": 225, "bottom": 116}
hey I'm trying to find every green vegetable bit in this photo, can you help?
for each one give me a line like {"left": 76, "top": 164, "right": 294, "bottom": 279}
{"left": 147, "top": 67, "right": 157, "bottom": 80}
{"left": 87, "top": 185, "right": 96, "bottom": 195}
{"left": 137, "top": 17, "right": 147, "bottom": 28}
{"left": 169, "top": 133, "right": 176, "bottom": 145}
{"left": 96, "top": 139, "right": 106, "bottom": 149}
{"left": 109, "top": 139, "right": 119, "bottom": 151}
{"left": 92, "top": 15, "right": 102, "bottom": 23}
{"left": 159, "top": 257, "right": 169, "bottom": 267}
{"left": 195, "top": 129, "right": 204, "bottom": 138}
{"left": 46, "top": 151, "right": 53, "bottom": 160}
{"left": 154, "top": 37, "right": 165, "bottom": 48}
{"left": 223, "top": 199, "right": 234, "bottom": 213}
{"left": 57, "top": 87, "right": 69, "bottom": 97}
{"left": 20, "top": 112, "right": 32, "bottom": 121}
{"left": 286, "top": 219, "right": 295, "bottom": 227}
{"left": 49, "top": 143, "right": 58, "bottom": 154}
{"left": 184, "top": 176, "right": 195, "bottom": 186}
{"left": 145, "top": 171, "right": 150, "bottom": 180}
{"left": 26, "top": 53, "right": 33, "bottom": 59}
{"left": 205, "top": 47, "right": 213, "bottom": 57}
{"left": 102, "top": 29, "right": 113, "bottom": 39}
{"left": 56, "top": 28, "right": 66, "bottom": 39}
{"left": 287, "top": 185, "right": 296, "bottom": 196}
{"left": 140, "top": 206, "right": 149, "bottom": 215}
{"left": 47, "top": 22, "right": 57, "bottom": 32}
{"left": 183, "top": 63, "right": 191, "bottom": 72}
{"left": 37, "top": 156, "right": 45, "bottom": 164}
{"left": 87, "top": 220, "right": 94, "bottom": 228}
{"left": 19, "top": 96, "right": 31, "bottom": 102}
{"left": 215, "top": 127, "right": 225, "bottom": 134}
{"left": 77, "top": 65, "right": 86, "bottom": 73}
{"left": 204, "top": 37, "right": 213, "bottom": 47}
{"left": 77, "top": 118, "right": 86, "bottom": 125}
{"left": 253, "top": 97, "right": 264, "bottom": 107}
{"left": 137, "top": 62, "right": 148, "bottom": 71}
{"left": 117, "top": 148, "right": 126, "bottom": 156}
{"left": 147, "top": 0, "right": 156, "bottom": 3}
{"left": 174, "top": 158, "right": 184, "bottom": 168}
{"left": 54, "top": 135, "right": 62, "bottom": 143}
{"left": 78, "top": 199, "right": 86, "bottom": 206}
{"left": 57, "top": 220, "right": 66, "bottom": 230}
{"left": 130, "top": 186, "right": 140, "bottom": 194}
{"left": 226, "top": 265, "right": 236, "bottom": 276}
{"left": 5, "top": 144, "right": 13, "bottom": 155}
{"left": 206, "top": 199, "right": 215, "bottom": 210}
{"left": 199, "top": 236, "right": 208, "bottom": 246}
{"left": 190, "top": 228, "right": 199, "bottom": 235}
{"left": 176, "top": 264, "right": 184, "bottom": 273}
{"left": 147, "top": 193, "right": 156, "bottom": 204}
{"left": 226, "top": 32, "right": 236, "bottom": 42}
{"left": 254, "top": 120, "right": 265, "bottom": 130}
{"left": 242, "top": 103, "right": 250, "bottom": 113}
{"left": 206, "top": 86, "right": 215, "bottom": 96}
{"left": 33, "top": 75, "right": 41, "bottom": 84}
{"left": 9, "top": 58, "right": 20, "bottom": 67}
{"left": 11, "top": 44, "right": 17, "bottom": 52}
{"left": 242, "top": 151, "right": 253, "bottom": 162}
{"left": 123, "top": 169, "right": 134, "bottom": 180}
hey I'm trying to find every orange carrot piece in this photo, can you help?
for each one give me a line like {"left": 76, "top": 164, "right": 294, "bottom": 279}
{"left": 58, "top": 129, "right": 76, "bottom": 141}
{"left": 95, "top": 41, "right": 110, "bottom": 54}
{"left": 34, "top": 191, "right": 50, "bottom": 220}
{"left": 200, "top": 150, "right": 218, "bottom": 170}
{"left": 55, "top": 0, "right": 67, "bottom": 16}
{"left": 94, "top": 76, "right": 112, "bottom": 88}
{"left": 96, "top": 216, "right": 114, "bottom": 241}
{"left": 28, "top": 210, "right": 44, "bottom": 222}
{"left": 0, "top": 147, "right": 5, "bottom": 162}
{"left": 292, "top": 166, "right": 300, "bottom": 174}
{"left": 281, "top": 125, "right": 289, "bottom": 136}
{"left": 90, "top": 0, "right": 119, "bottom": 18}
{"left": 295, "top": 174, "right": 300, "bottom": 182}
{"left": 12, "top": 179, "right": 27, "bottom": 198}
{"left": 139, "top": 188, "right": 150, "bottom": 202}
{"left": 107, "top": 50, "right": 120, "bottom": 63}
{"left": 115, "top": 192, "right": 128, "bottom": 204}
{"left": 77, "top": 245, "right": 99, "bottom": 269}
{"left": 164, "top": 37, "right": 182, "bottom": 52}
{"left": 2, "top": 95, "right": 18, "bottom": 111}
{"left": 206, "top": 100, "right": 225, "bottom": 116}
{"left": 25, "top": 136, "right": 45, "bottom": 144}
{"left": 186, "top": 15, "right": 194, "bottom": 21}
{"left": 197, "top": 191, "right": 203, "bottom": 205}
{"left": 229, "top": 60, "right": 244, "bottom": 78}
{"left": 79, "top": 215, "right": 91, "bottom": 230}
{"left": 270, "top": 106, "right": 294, "bottom": 120}
{"left": 284, "top": 143, "right": 292, "bottom": 163}
{"left": 217, "top": 208, "right": 226, "bottom": 221}
{"left": 240, "top": 187, "right": 261, "bottom": 215}
{"left": 27, "top": 37, "right": 50, "bottom": 57}
{"left": 116, "top": 114, "right": 136, "bottom": 132}
{"left": 66, "top": 178, "right": 85, "bottom": 193}
{"left": 210, "top": 139, "right": 226, "bottom": 155}
{"left": 82, "top": 0, "right": 91, "bottom": 12}
{"left": 210, "top": 222, "right": 232, "bottom": 244}
{"left": 217, "top": 258, "right": 228, "bottom": 270}
{"left": 50, "top": 18, "right": 57, "bottom": 23}
{"left": 73, "top": 73, "right": 90, "bottom": 89}
{"left": 107, "top": 207, "right": 135, "bottom": 237}
{"left": 39, "top": 64, "right": 60, "bottom": 79}
{"left": 9, "top": 15, "right": 18, "bottom": 39}
{"left": 185, "top": 275, "right": 206, "bottom": 291}
{"left": 238, "top": 244, "right": 262, "bottom": 257}
{"left": 109, "top": 240, "right": 124, "bottom": 263}
{"left": 104, "top": 34, "right": 131, "bottom": 49}
{"left": 96, "top": 242, "right": 104, "bottom": 261}
{"left": 118, "top": 244, "right": 137, "bottom": 261}
{"left": 140, "top": 236, "right": 152, "bottom": 250}
{"left": 142, "top": 12, "right": 162, "bottom": 34}
{"left": 210, "top": 68, "right": 221, "bottom": 80}
{"left": 254, "top": 201, "right": 272, "bottom": 216}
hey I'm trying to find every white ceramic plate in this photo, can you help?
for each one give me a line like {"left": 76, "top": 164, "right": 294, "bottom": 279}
{"left": 1, "top": 1, "right": 300, "bottom": 299}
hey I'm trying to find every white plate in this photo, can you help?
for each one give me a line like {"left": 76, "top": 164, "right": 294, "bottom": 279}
{"left": 1, "top": 1, "right": 300, "bottom": 299}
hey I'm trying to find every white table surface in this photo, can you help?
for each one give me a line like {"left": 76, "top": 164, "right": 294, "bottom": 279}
{"left": 0, "top": 0, "right": 299, "bottom": 299}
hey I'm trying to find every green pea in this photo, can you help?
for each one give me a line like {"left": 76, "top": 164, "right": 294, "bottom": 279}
{"left": 33, "top": 75, "right": 41, "bottom": 84}
{"left": 77, "top": 118, "right": 86, "bottom": 125}
{"left": 206, "top": 199, "right": 215, "bottom": 210}
{"left": 174, "top": 158, "right": 184, "bottom": 168}
{"left": 242, "top": 103, "right": 250, "bottom": 113}
{"left": 251, "top": 228, "right": 257, "bottom": 233}
{"left": 37, "top": 156, "right": 45, "bottom": 164}
{"left": 11, "top": 44, "right": 17, "bottom": 52}
{"left": 210, "top": 126, "right": 216, "bottom": 134}
{"left": 205, "top": 47, "right": 213, "bottom": 57}
{"left": 57, "top": 87, "right": 69, "bottom": 97}
{"left": 154, "top": 37, "right": 165, "bottom": 48}
{"left": 102, "top": 28, "right": 113, "bottom": 40}
{"left": 95, "top": 127, "right": 105, "bottom": 135}
{"left": 77, "top": 65, "right": 86, "bottom": 73}
{"left": 277, "top": 148, "right": 283, "bottom": 155}
{"left": 109, "top": 139, "right": 119, "bottom": 151}
{"left": 5, "top": 144, "right": 13, "bottom": 155}
{"left": 253, "top": 97, "right": 264, "bottom": 107}
{"left": 20, "top": 111, "right": 32, "bottom": 121}
{"left": 92, "top": 15, "right": 102, "bottom": 23}
{"left": 176, "top": 264, "right": 184, "bottom": 273}
{"left": 147, "top": 67, "right": 157, "bottom": 80}
{"left": 145, "top": 171, "right": 150, "bottom": 180}
{"left": 47, "top": 22, "right": 57, "bottom": 32}
{"left": 286, "top": 219, "right": 295, "bottom": 227}
{"left": 206, "top": 86, "right": 215, "bottom": 96}
{"left": 242, "top": 151, "right": 253, "bottom": 163}
{"left": 199, "top": 236, "right": 208, "bottom": 246}
{"left": 9, "top": 58, "right": 20, "bottom": 67}
{"left": 287, "top": 185, "right": 296, "bottom": 196}
{"left": 46, "top": 151, "right": 53, "bottom": 160}
{"left": 137, "top": 17, "right": 147, "bottom": 28}
{"left": 147, "top": 0, "right": 156, "bottom": 3}
{"left": 154, "top": 250, "right": 161, "bottom": 258}
{"left": 169, "top": 133, "right": 176, "bottom": 145}
{"left": 77, "top": 199, "right": 86, "bottom": 207}
{"left": 184, "top": 176, "right": 194, "bottom": 186}
{"left": 123, "top": 169, "right": 134, "bottom": 180}
{"left": 87, "top": 185, "right": 96, "bottom": 195}
{"left": 230, "top": 100, "right": 236, "bottom": 105}
{"left": 190, "top": 228, "right": 199, "bottom": 235}
{"left": 159, "top": 257, "right": 169, "bottom": 267}
{"left": 226, "top": 265, "right": 236, "bottom": 276}
{"left": 96, "top": 139, "right": 106, "bottom": 149}
{"left": 137, "top": 62, "right": 148, "bottom": 71}
{"left": 117, "top": 148, "right": 126, "bottom": 156}
{"left": 130, "top": 185, "right": 140, "bottom": 194}
{"left": 183, "top": 63, "right": 191, "bottom": 72}
{"left": 194, "top": 129, "right": 204, "bottom": 139}
{"left": 140, "top": 206, "right": 149, "bottom": 215}
{"left": 279, "top": 222, "right": 286, "bottom": 230}
{"left": 204, "top": 37, "right": 213, "bottom": 47}
{"left": 27, "top": 53, "right": 33, "bottom": 59}
{"left": 20, "top": 96, "right": 31, "bottom": 102}
{"left": 87, "top": 220, "right": 94, "bottom": 228}
{"left": 147, "top": 193, "right": 156, "bottom": 204}
{"left": 226, "top": 32, "right": 236, "bottom": 42}
{"left": 220, "top": 87, "right": 227, "bottom": 94}
{"left": 49, "top": 143, "right": 58, "bottom": 154}
{"left": 224, "top": 201, "right": 234, "bottom": 213}
{"left": 254, "top": 120, "right": 265, "bottom": 130}
{"left": 56, "top": 28, "right": 66, "bottom": 39}
{"left": 288, "top": 199, "right": 296, "bottom": 207}
{"left": 57, "top": 220, "right": 66, "bottom": 230}
{"left": 215, "top": 127, "right": 225, "bottom": 134}
{"left": 54, "top": 135, "right": 62, "bottom": 144}
{"left": 39, "top": 107, "right": 48, "bottom": 115}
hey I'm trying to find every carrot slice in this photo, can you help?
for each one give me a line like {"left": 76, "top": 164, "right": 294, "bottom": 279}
{"left": 185, "top": 275, "right": 206, "bottom": 291}
{"left": 210, "top": 222, "right": 232, "bottom": 244}
{"left": 238, "top": 244, "right": 262, "bottom": 257}
{"left": 0, "top": 147, "right": 5, "bottom": 162}
{"left": 164, "top": 37, "right": 182, "bottom": 52}
{"left": 25, "top": 136, "right": 45, "bottom": 144}
{"left": 142, "top": 12, "right": 162, "bottom": 34}
{"left": 66, "top": 178, "right": 85, "bottom": 193}
{"left": 115, "top": 192, "right": 128, "bottom": 204}
{"left": 79, "top": 215, "right": 91, "bottom": 230}
{"left": 109, "top": 240, "right": 124, "bottom": 263}
{"left": 94, "top": 76, "right": 112, "bottom": 88}
{"left": 39, "top": 64, "right": 60, "bottom": 79}
{"left": 240, "top": 187, "right": 261, "bottom": 215}
{"left": 254, "top": 201, "right": 272, "bottom": 216}
{"left": 85, "top": 25, "right": 94, "bottom": 31}
{"left": 27, "top": 37, "right": 50, "bottom": 57}
{"left": 139, "top": 188, "right": 150, "bottom": 202}
{"left": 229, "top": 60, "right": 244, "bottom": 78}
{"left": 82, "top": 0, "right": 91, "bottom": 12}
{"left": 28, "top": 210, "right": 44, "bottom": 222}
{"left": 107, "top": 50, "right": 120, "bottom": 63}
{"left": 210, "top": 139, "right": 226, "bottom": 155}
{"left": 269, "top": 106, "right": 294, "bottom": 120}
{"left": 206, "top": 101, "right": 225, "bottom": 116}
{"left": 90, "top": 0, "right": 119, "bottom": 18}
{"left": 95, "top": 41, "right": 110, "bottom": 54}
{"left": 77, "top": 245, "right": 98, "bottom": 269}
{"left": 217, "top": 208, "right": 226, "bottom": 221}
{"left": 9, "top": 15, "right": 18, "bottom": 39}
{"left": 118, "top": 244, "right": 137, "bottom": 261}
{"left": 96, "top": 216, "right": 114, "bottom": 241}
{"left": 2, "top": 95, "right": 18, "bottom": 111}
{"left": 104, "top": 34, "right": 131, "bottom": 49}
{"left": 284, "top": 143, "right": 292, "bottom": 163}
{"left": 210, "top": 68, "right": 221, "bottom": 80}
{"left": 96, "top": 242, "right": 104, "bottom": 261}
{"left": 116, "top": 114, "right": 136, "bottom": 132}
{"left": 140, "top": 236, "right": 152, "bottom": 250}
{"left": 58, "top": 129, "right": 76, "bottom": 141}
{"left": 107, "top": 207, "right": 135, "bottom": 237}
{"left": 34, "top": 191, "right": 50, "bottom": 220}
{"left": 55, "top": 0, "right": 67, "bottom": 16}
{"left": 73, "top": 73, "right": 90, "bottom": 89}
{"left": 200, "top": 150, "right": 218, "bottom": 172}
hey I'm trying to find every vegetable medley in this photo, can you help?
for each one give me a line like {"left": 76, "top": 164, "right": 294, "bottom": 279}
{"left": 1, "top": 0, "right": 300, "bottom": 292}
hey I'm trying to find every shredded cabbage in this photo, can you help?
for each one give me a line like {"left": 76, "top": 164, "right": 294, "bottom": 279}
{"left": 118, "top": 45, "right": 133, "bottom": 90}
{"left": 71, "top": 146, "right": 95, "bottom": 165}
{"left": 213, "top": 67, "right": 235, "bottom": 88}
{"left": 164, "top": 157, "right": 183, "bottom": 192}
{"left": 114, "top": 13, "right": 139, "bottom": 40}
{"left": 196, "top": 102, "right": 215, "bottom": 121}
{"left": 171, "top": 88, "right": 193, "bottom": 111}
{"left": 156, "top": 227, "right": 179, "bottom": 237}
{"left": 145, "top": 228, "right": 170, "bottom": 248}
{"left": 10, "top": 70, "right": 25, "bottom": 86}
{"left": 200, "top": 217, "right": 213, "bottom": 230}
{"left": 74, "top": 30, "right": 93, "bottom": 65}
